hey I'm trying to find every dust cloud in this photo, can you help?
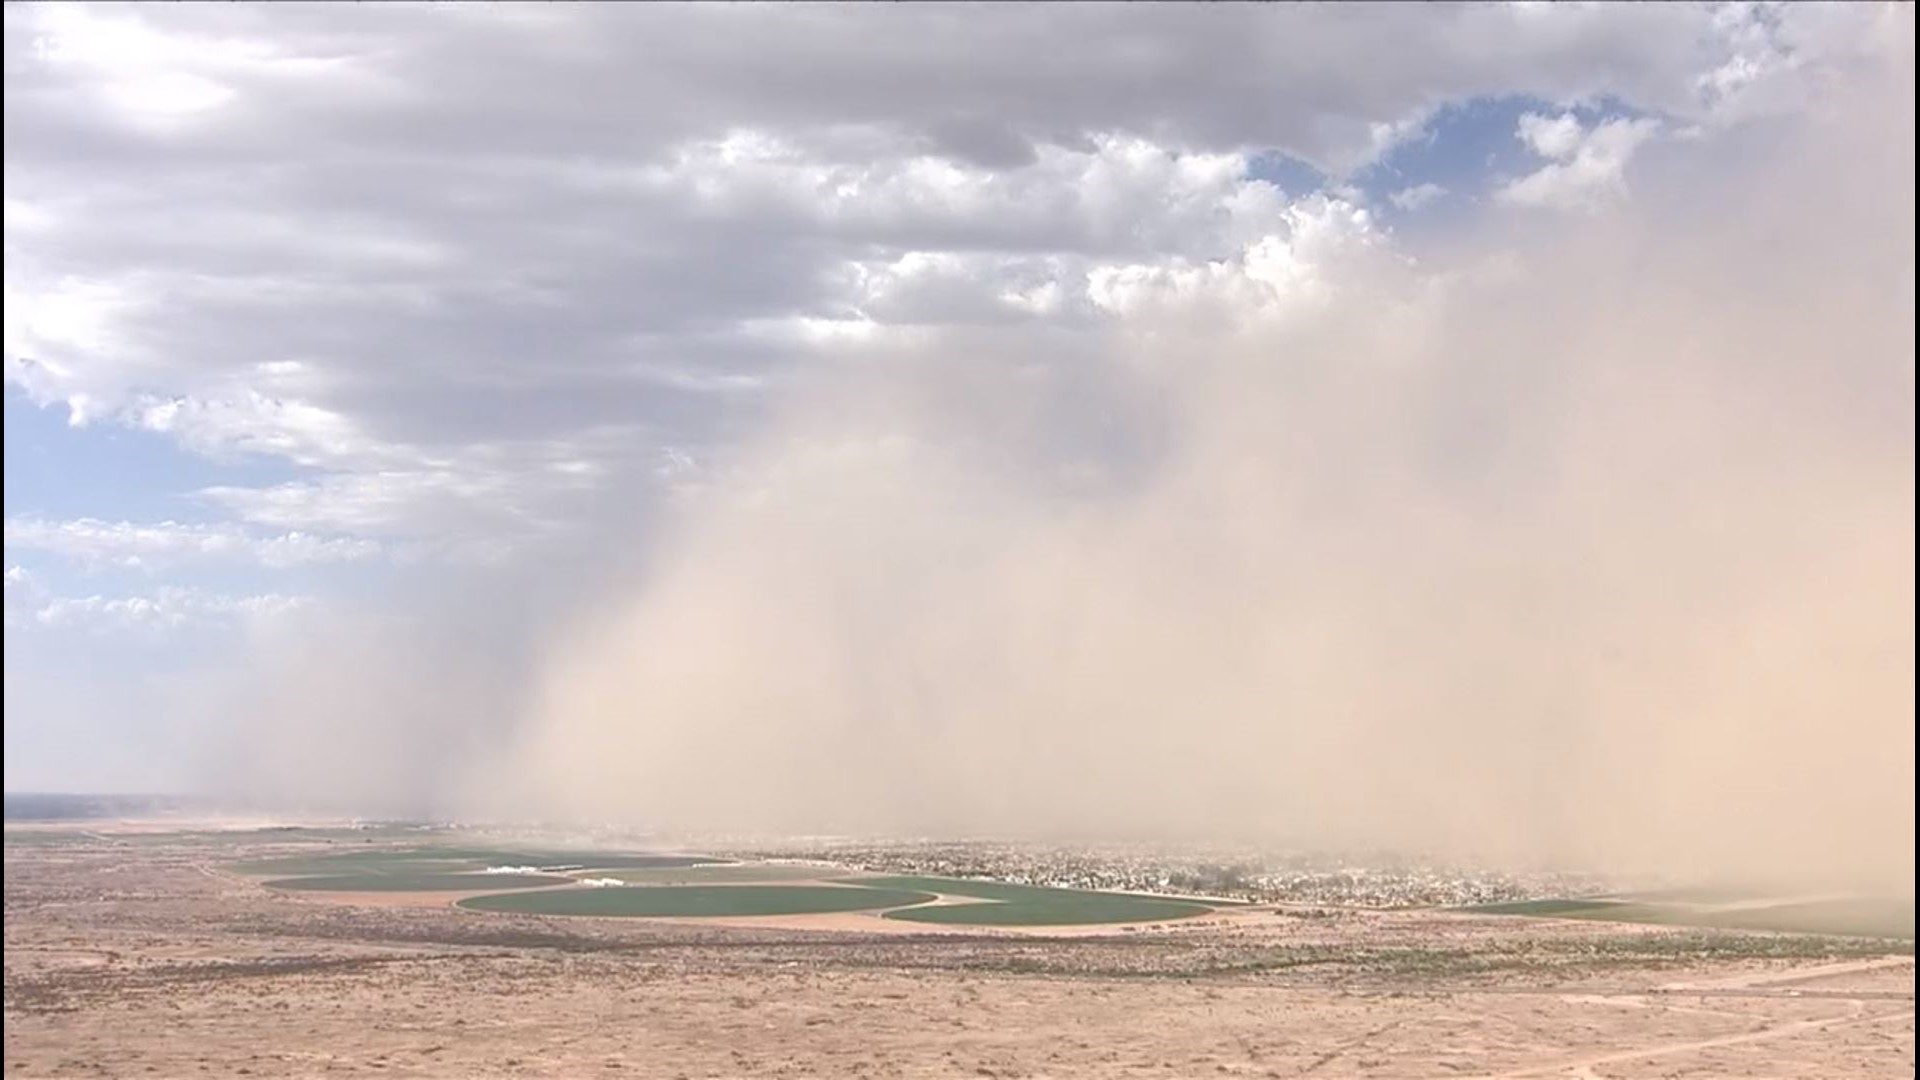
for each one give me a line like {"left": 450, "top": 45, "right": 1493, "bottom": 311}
{"left": 473, "top": 27, "right": 1913, "bottom": 895}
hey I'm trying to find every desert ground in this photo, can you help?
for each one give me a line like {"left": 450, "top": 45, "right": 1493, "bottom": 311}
{"left": 4, "top": 826, "right": 1912, "bottom": 1079}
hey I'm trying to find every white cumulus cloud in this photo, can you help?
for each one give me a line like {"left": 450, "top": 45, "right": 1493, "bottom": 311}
{"left": 19, "top": 586, "right": 309, "bottom": 634}
{"left": 1498, "top": 112, "right": 1662, "bottom": 211}
{"left": 1388, "top": 182, "right": 1448, "bottom": 211}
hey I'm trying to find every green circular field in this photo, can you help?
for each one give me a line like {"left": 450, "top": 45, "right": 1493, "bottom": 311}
{"left": 883, "top": 897, "right": 1211, "bottom": 925}
{"left": 487, "top": 853, "right": 721, "bottom": 870}
{"left": 600, "top": 863, "right": 834, "bottom": 885}
{"left": 234, "top": 849, "right": 718, "bottom": 876}
{"left": 842, "top": 875, "right": 1216, "bottom": 926}
{"left": 265, "top": 873, "right": 574, "bottom": 892}
{"left": 457, "top": 884, "right": 935, "bottom": 918}
{"left": 235, "top": 856, "right": 480, "bottom": 877}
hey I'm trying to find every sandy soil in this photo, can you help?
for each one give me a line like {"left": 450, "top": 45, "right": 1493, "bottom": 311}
{"left": 5, "top": 831, "right": 1912, "bottom": 1078}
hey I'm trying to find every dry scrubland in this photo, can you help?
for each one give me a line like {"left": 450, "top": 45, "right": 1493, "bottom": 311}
{"left": 4, "top": 828, "right": 1913, "bottom": 1079}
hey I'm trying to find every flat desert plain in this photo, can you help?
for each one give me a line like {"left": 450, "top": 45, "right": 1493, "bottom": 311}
{"left": 4, "top": 828, "right": 1913, "bottom": 1079}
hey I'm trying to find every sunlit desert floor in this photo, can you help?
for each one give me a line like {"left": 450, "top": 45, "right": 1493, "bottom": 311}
{"left": 4, "top": 827, "right": 1912, "bottom": 1079}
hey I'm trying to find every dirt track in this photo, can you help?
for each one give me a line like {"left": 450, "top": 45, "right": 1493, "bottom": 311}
{"left": 5, "top": 833, "right": 1913, "bottom": 1078}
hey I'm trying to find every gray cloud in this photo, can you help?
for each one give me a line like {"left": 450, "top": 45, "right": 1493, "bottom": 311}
{"left": 3, "top": 2, "right": 1867, "bottom": 548}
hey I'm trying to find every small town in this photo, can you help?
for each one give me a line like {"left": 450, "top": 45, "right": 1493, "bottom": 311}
{"left": 740, "top": 837, "right": 1620, "bottom": 909}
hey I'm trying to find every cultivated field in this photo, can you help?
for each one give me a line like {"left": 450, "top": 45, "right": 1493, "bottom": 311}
{"left": 459, "top": 884, "right": 941, "bottom": 918}
{"left": 1463, "top": 894, "right": 1916, "bottom": 940}
{"left": 856, "top": 876, "right": 1217, "bottom": 926}
{"left": 269, "top": 872, "right": 577, "bottom": 892}
{"left": 223, "top": 842, "right": 1233, "bottom": 926}
{"left": 4, "top": 823, "right": 1913, "bottom": 1078}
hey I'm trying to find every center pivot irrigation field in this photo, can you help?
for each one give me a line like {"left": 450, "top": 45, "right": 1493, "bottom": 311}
{"left": 235, "top": 847, "right": 721, "bottom": 896}
{"left": 269, "top": 872, "right": 575, "bottom": 891}
{"left": 458, "top": 884, "right": 937, "bottom": 917}
{"left": 232, "top": 844, "right": 1223, "bottom": 925}
{"left": 852, "top": 876, "right": 1217, "bottom": 925}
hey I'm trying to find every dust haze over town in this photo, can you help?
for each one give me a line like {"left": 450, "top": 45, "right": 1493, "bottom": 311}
{"left": 490, "top": 78, "right": 1913, "bottom": 895}
{"left": 69, "top": 4, "right": 1904, "bottom": 899}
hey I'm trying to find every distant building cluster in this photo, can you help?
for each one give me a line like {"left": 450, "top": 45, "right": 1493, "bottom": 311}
{"left": 736, "top": 838, "right": 1616, "bottom": 908}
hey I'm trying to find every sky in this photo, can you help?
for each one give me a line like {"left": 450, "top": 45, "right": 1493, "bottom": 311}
{"left": 2, "top": 3, "right": 1913, "bottom": 883}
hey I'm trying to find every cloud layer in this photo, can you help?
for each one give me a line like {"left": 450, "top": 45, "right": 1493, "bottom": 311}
{"left": 5, "top": 2, "right": 1887, "bottom": 550}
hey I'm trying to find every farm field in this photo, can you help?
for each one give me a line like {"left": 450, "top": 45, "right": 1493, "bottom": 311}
{"left": 266, "top": 872, "right": 575, "bottom": 892}
{"left": 1465, "top": 894, "right": 1916, "bottom": 941}
{"left": 854, "top": 875, "right": 1215, "bottom": 925}
{"left": 227, "top": 842, "right": 1230, "bottom": 925}
{"left": 234, "top": 848, "right": 715, "bottom": 876}
{"left": 599, "top": 863, "right": 842, "bottom": 884}
{"left": 457, "top": 883, "right": 936, "bottom": 917}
